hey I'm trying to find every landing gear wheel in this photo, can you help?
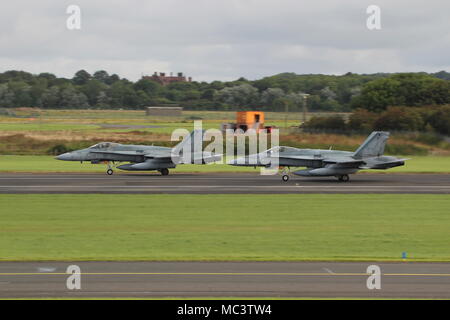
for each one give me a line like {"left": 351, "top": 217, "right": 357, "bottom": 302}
{"left": 107, "top": 169, "right": 114, "bottom": 176}
{"left": 338, "top": 174, "right": 350, "bottom": 182}
{"left": 160, "top": 168, "right": 169, "bottom": 176}
{"left": 280, "top": 167, "right": 290, "bottom": 182}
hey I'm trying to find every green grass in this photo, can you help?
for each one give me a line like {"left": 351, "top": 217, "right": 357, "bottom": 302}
{"left": 0, "top": 110, "right": 341, "bottom": 133}
{"left": 0, "top": 155, "right": 448, "bottom": 173}
{"left": 361, "top": 156, "right": 450, "bottom": 173}
{"left": 9, "top": 109, "right": 347, "bottom": 121}
{"left": 0, "top": 123, "right": 99, "bottom": 131}
{"left": 1, "top": 110, "right": 447, "bottom": 157}
{"left": 0, "top": 194, "right": 449, "bottom": 262}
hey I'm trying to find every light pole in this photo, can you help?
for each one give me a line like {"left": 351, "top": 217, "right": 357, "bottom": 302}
{"left": 301, "top": 94, "right": 310, "bottom": 126}
{"left": 284, "top": 99, "right": 289, "bottom": 129}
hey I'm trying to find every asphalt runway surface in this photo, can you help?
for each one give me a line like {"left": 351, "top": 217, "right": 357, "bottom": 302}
{"left": 0, "top": 173, "right": 448, "bottom": 194}
{"left": 0, "top": 261, "right": 449, "bottom": 298}
{"left": 1, "top": 173, "right": 448, "bottom": 299}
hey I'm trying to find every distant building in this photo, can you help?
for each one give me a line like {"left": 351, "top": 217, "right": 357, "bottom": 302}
{"left": 144, "top": 72, "right": 192, "bottom": 86}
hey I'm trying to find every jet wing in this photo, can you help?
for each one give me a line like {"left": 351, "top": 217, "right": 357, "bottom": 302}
{"left": 278, "top": 155, "right": 323, "bottom": 161}
{"left": 90, "top": 149, "right": 175, "bottom": 162}
{"left": 173, "top": 152, "right": 222, "bottom": 164}
{"left": 90, "top": 150, "right": 146, "bottom": 156}
{"left": 144, "top": 150, "right": 173, "bottom": 160}
{"left": 323, "top": 159, "right": 366, "bottom": 167}
{"left": 277, "top": 155, "right": 362, "bottom": 163}
{"left": 145, "top": 151, "right": 182, "bottom": 164}
{"left": 274, "top": 155, "right": 365, "bottom": 168}
{"left": 263, "top": 155, "right": 323, "bottom": 168}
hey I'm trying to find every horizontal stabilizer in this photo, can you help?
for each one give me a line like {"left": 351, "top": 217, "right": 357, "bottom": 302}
{"left": 360, "top": 158, "right": 408, "bottom": 170}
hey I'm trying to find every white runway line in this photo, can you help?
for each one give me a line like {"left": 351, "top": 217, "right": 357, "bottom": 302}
{"left": 323, "top": 268, "right": 335, "bottom": 274}
{"left": 37, "top": 267, "right": 57, "bottom": 273}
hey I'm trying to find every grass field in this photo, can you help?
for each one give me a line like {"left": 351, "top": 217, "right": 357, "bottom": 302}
{"left": 0, "top": 155, "right": 448, "bottom": 173}
{"left": 0, "top": 119, "right": 301, "bottom": 134}
{"left": 1, "top": 109, "right": 449, "bottom": 157}
{"left": 0, "top": 194, "right": 449, "bottom": 262}
{"left": 1, "top": 108, "right": 449, "bottom": 164}
{"left": 8, "top": 109, "right": 348, "bottom": 121}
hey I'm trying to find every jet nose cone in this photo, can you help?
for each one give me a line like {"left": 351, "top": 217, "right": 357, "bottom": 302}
{"left": 56, "top": 152, "right": 72, "bottom": 161}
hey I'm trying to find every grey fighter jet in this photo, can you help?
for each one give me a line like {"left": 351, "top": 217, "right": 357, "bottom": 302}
{"left": 229, "top": 131, "right": 407, "bottom": 182}
{"left": 56, "top": 130, "right": 220, "bottom": 175}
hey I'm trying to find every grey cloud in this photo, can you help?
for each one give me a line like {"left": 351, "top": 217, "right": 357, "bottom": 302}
{"left": 0, "top": 0, "right": 449, "bottom": 81}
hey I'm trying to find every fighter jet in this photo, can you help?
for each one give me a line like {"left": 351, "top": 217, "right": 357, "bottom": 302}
{"left": 229, "top": 131, "right": 407, "bottom": 182}
{"left": 56, "top": 130, "right": 220, "bottom": 175}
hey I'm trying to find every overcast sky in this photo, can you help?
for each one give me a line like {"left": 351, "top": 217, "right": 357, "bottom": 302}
{"left": 1, "top": 0, "right": 449, "bottom": 82}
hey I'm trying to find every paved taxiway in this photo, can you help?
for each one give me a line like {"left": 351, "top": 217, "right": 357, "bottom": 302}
{"left": 0, "top": 261, "right": 449, "bottom": 298}
{"left": 0, "top": 173, "right": 448, "bottom": 194}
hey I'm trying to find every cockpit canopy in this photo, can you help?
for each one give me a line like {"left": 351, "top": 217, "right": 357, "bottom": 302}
{"left": 264, "top": 146, "right": 297, "bottom": 155}
{"left": 89, "top": 142, "right": 119, "bottom": 150}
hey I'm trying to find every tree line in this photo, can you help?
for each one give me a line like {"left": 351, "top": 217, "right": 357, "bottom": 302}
{"left": 304, "top": 105, "right": 450, "bottom": 136}
{"left": 0, "top": 69, "right": 449, "bottom": 113}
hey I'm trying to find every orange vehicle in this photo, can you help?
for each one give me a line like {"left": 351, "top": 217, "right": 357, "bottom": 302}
{"left": 236, "top": 111, "right": 265, "bottom": 131}
{"left": 221, "top": 111, "right": 274, "bottom": 133}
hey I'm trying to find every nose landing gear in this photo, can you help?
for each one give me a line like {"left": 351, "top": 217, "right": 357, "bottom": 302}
{"left": 280, "top": 167, "right": 291, "bottom": 182}
{"left": 104, "top": 162, "right": 116, "bottom": 176}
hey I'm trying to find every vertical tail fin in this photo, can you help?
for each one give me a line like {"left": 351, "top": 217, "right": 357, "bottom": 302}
{"left": 174, "top": 129, "right": 204, "bottom": 152}
{"left": 353, "top": 132, "right": 390, "bottom": 158}
{"left": 172, "top": 129, "right": 205, "bottom": 164}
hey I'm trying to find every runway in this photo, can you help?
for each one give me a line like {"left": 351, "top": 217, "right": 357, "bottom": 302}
{"left": 0, "top": 261, "right": 449, "bottom": 298}
{"left": 0, "top": 173, "right": 448, "bottom": 194}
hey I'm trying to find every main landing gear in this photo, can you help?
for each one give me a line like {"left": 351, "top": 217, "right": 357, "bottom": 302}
{"left": 337, "top": 174, "right": 350, "bottom": 182}
{"left": 159, "top": 168, "right": 170, "bottom": 176}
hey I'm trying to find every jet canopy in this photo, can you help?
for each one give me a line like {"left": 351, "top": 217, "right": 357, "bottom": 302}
{"left": 265, "top": 146, "right": 297, "bottom": 155}
{"left": 89, "top": 142, "right": 119, "bottom": 150}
